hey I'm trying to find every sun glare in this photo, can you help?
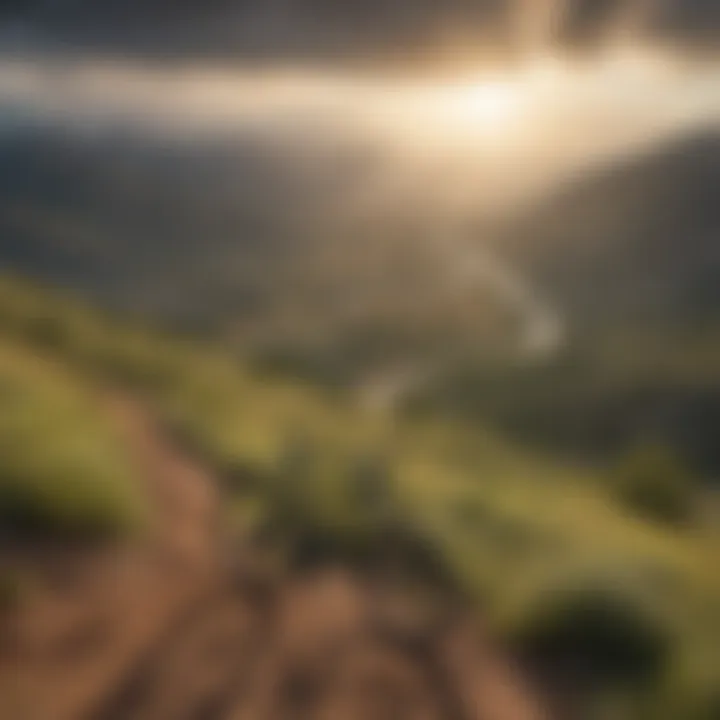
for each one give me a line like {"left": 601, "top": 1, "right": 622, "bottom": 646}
{"left": 451, "top": 80, "right": 524, "bottom": 126}
{"left": 400, "top": 75, "right": 531, "bottom": 149}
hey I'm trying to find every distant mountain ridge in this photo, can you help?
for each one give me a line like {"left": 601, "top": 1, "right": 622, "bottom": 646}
{"left": 418, "top": 129, "right": 720, "bottom": 474}
{"left": 502, "top": 129, "right": 720, "bottom": 332}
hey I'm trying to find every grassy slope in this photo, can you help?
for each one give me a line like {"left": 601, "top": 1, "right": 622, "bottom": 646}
{"left": 0, "top": 338, "right": 142, "bottom": 540}
{"left": 0, "top": 272, "right": 718, "bottom": 716}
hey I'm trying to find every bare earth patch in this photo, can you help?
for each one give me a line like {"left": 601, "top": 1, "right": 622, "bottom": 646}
{"left": 0, "top": 395, "right": 547, "bottom": 720}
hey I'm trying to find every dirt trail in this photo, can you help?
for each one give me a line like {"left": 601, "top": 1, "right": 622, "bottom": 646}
{"left": 0, "top": 394, "right": 549, "bottom": 720}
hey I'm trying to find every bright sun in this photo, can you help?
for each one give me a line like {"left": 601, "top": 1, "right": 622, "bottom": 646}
{"left": 407, "top": 76, "right": 530, "bottom": 145}
{"left": 453, "top": 80, "right": 524, "bottom": 125}
{"left": 383, "top": 75, "right": 531, "bottom": 152}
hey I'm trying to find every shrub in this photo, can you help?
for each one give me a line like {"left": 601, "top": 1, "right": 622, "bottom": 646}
{"left": 346, "top": 454, "right": 395, "bottom": 522}
{"left": 510, "top": 582, "right": 671, "bottom": 692}
{"left": 0, "top": 466, "right": 140, "bottom": 540}
{"left": 697, "top": 691, "right": 720, "bottom": 720}
{"left": 0, "top": 350, "right": 143, "bottom": 540}
{"left": 612, "top": 444, "right": 695, "bottom": 526}
{"left": 0, "top": 572, "right": 21, "bottom": 613}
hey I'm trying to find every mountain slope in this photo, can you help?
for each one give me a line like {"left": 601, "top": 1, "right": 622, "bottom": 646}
{"left": 503, "top": 129, "right": 720, "bottom": 332}
{"left": 0, "top": 125, "right": 517, "bottom": 379}
{"left": 419, "top": 130, "right": 720, "bottom": 471}
{"left": 0, "top": 272, "right": 718, "bottom": 719}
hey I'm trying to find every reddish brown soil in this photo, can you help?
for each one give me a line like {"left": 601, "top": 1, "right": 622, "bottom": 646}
{"left": 0, "top": 396, "right": 549, "bottom": 720}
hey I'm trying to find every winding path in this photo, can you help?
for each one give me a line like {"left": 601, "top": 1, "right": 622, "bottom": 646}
{"left": 359, "top": 228, "right": 566, "bottom": 412}
{"left": 0, "top": 394, "right": 548, "bottom": 720}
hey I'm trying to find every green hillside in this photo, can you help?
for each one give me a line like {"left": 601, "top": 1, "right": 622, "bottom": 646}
{"left": 0, "top": 273, "right": 718, "bottom": 718}
{"left": 0, "top": 343, "right": 141, "bottom": 540}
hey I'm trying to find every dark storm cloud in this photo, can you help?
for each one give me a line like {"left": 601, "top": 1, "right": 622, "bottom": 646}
{"left": 0, "top": 1, "right": 717, "bottom": 60}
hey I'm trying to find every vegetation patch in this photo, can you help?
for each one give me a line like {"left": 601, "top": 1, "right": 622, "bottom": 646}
{"left": 612, "top": 444, "right": 696, "bottom": 526}
{"left": 0, "top": 345, "right": 142, "bottom": 540}
{"left": 0, "top": 274, "right": 718, "bottom": 718}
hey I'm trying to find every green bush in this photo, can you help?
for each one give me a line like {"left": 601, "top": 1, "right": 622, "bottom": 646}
{"left": 0, "top": 350, "right": 143, "bottom": 540}
{"left": 696, "top": 691, "right": 720, "bottom": 720}
{"left": 346, "top": 454, "right": 395, "bottom": 522}
{"left": 612, "top": 445, "right": 695, "bottom": 526}
{"left": 0, "top": 572, "right": 21, "bottom": 613}
{"left": 0, "top": 465, "right": 140, "bottom": 540}
{"left": 510, "top": 582, "right": 671, "bottom": 692}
